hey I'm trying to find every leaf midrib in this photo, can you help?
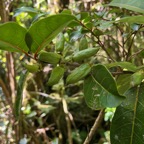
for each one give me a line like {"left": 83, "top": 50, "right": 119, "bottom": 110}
{"left": 0, "top": 39, "right": 27, "bottom": 53}
{"left": 34, "top": 21, "right": 72, "bottom": 54}
{"left": 130, "top": 86, "right": 140, "bottom": 144}
{"left": 91, "top": 74, "right": 121, "bottom": 97}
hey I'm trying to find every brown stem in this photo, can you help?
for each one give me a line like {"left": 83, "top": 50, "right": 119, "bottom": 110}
{"left": 0, "top": 0, "right": 9, "bottom": 22}
{"left": 6, "top": 53, "right": 16, "bottom": 103}
{"left": 0, "top": 78, "right": 12, "bottom": 106}
{"left": 83, "top": 109, "right": 104, "bottom": 144}
{"left": 128, "top": 48, "right": 144, "bottom": 61}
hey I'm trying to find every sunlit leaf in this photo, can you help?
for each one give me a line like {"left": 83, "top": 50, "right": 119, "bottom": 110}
{"left": 109, "top": 0, "right": 144, "bottom": 14}
{"left": 26, "top": 14, "right": 76, "bottom": 54}
{"left": 110, "top": 84, "right": 144, "bottom": 143}
{"left": 0, "top": 22, "right": 29, "bottom": 53}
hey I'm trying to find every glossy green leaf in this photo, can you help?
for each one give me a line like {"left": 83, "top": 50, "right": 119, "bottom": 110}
{"left": 32, "top": 12, "right": 50, "bottom": 23}
{"left": 109, "top": 0, "right": 144, "bottom": 14}
{"left": 0, "top": 22, "right": 29, "bottom": 53}
{"left": 15, "top": 71, "right": 29, "bottom": 119}
{"left": 106, "top": 62, "right": 137, "bottom": 72}
{"left": 84, "top": 64, "right": 125, "bottom": 110}
{"left": 26, "top": 14, "right": 75, "bottom": 54}
{"left": 110, "top": 84, "right": 144, "bottom": 144}
{"left": 13, "top": 6, "right": 39, "bottom": 17}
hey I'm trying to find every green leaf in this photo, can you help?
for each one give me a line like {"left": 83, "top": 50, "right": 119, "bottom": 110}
{"left": 84, "top": 64, "right": 125, "bottom": 110}
{"left": 70, "top": 31, "right": 83, "bottom": 41}
{"left": 55, "top": 33, "right": 65, "bottom": 52}
{"left": 32, "top": 12, "right": 49, "bottom": 23}
{"left": 13, "top": 6, "right": 39, "bottom": 17}
{"left": 109, "top": 0, "right": 144, "bottom": 14}
{"left": 106, "top": 62, "right": 137, "bottom": 72}
{"left": 84, "top": 76, "right": 105, "bottom": 110}
{"left": 0, "top": 22, "right": 29, "bottom": 53}
{"left": 110, "top": 84, "right": 144, "bottom": 144}
{"left": 130, "top": 70, "right": 144, "bottom": 86}
{"left": 117, "top": 74, "right": 132, "bottom": 95}
{"left": 15, "top": 71, "right": 29, "bottom": 119}
{"left": 26, "top": 14, "right": 76, "bottom": 54}
{"left": 118, "top": 16, "right": 144, "bottom": 24}
{"left": 117, "top": 70, "right": 144, "bottom": 94}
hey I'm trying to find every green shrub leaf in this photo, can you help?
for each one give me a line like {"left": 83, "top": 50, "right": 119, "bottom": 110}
{"left": 14, "top": 6, "right": 39, "bottom": 17}
{"left": 84, "top": 64, "right": 125, "bottom": 110}
{"left": 118, "top": 16, "right": 144, "bottom": 24}
{"left": 117, "top": 70, "right": 144, "bottom": 94}
{"left": 0, "top": 22, "right": 29, "bottom": 53}
{"left": 110, "top": 84, "right": 144, "bottom": 143}
{"left": 106, "top": 62, "right": 137, "bottom": 72}
{"left": 109, "top": 0, "right": 144, "bottom": 14}
{"left": 26, "top": 14, "right": 76, "bottom": 54}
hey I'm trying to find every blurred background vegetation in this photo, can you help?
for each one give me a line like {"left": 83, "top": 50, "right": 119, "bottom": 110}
{"left": 1, "top": 0, "right": 142, "bottom": 143}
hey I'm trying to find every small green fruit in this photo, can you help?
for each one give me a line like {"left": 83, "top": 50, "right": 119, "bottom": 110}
{"left": 48, "top": 66, "right": 65, "bottom": 86}
{"left": 38, "top": 50, "right": 61, "bottom": 65}
{"left": 79, "top": 37, "right": 88, "bottom": 51}
{"left": 23, "top": 63, "right": 40, "bottom": 73}
{"left": 55, "top": 33, "right": 65, "bottom": 52}
{"left": 72, "top": 48, "right": 99, "bottom": 62}
{"left": 66, "top": 63, "right": 91, "bottom": 84}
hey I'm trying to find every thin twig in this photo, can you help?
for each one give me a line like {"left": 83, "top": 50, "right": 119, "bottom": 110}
{"left": 0, "top": 78, "right": 12, "bottom": 107}
{"left": 76, "top": 20, "right": 115, "bottom": 61}
{"left": 128, "top": 48, "right": 144, "bottom": 61}
{"left": 83, "top": 109, "right": 105, "bottom": 144}
{"left": 126, "top": 32, "right": 137, "bottom": 60}
{"left": 126, "top": 25, "right": 143, "bottom": 60}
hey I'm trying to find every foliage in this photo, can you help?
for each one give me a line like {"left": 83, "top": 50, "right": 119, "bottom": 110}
{"left": 1, "top": 0, "right": 144, "bottom": 143}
